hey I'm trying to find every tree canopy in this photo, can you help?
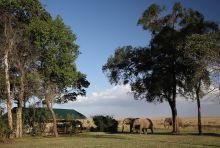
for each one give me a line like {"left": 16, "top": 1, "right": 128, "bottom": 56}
{"left": 0, "top": 0, "right": 89, "bottom": 138}
{"left": 103, "top": 2, "right": 220, "bottom": 133}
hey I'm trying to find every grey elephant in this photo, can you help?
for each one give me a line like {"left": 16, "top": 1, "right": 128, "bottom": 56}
{"left": 121, "top": 118, "right": 137, "bottom": 133}
{"left": 164, "top": 117, "right": 183, "bottom": 129}
{"left": 132, "top": 118, "right": 153, "bottom": 134}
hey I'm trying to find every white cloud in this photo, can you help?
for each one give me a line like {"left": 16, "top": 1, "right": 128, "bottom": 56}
{"left": 73, "top": 85, "right": 132, "bottom": 103}
{"left": 54, "top": 85, "right": 220, "bottom": 118}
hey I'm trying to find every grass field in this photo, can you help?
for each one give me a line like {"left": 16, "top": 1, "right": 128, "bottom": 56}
{"left": 0, "top": 132, "right": 220, "bottom": 148}
{"left": 1, "top": 117, "right": 220, "bottom": 148}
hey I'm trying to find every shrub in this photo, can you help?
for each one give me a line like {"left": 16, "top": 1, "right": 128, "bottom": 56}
{"left": 92, "top": 115, "right": 118, "bottom": 133}
{"left": 0, "top": 119, "right": 14, "bottom": 141}
{"left": 69, "top": 120, "right": 83, "bottom": 135}
{"left": 23, "top": 107, "right": 50, "bottom": 136}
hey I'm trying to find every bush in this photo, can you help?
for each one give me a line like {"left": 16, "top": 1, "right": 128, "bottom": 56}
{"left": 92, "top": 115, "right": 118, "bottom": 133}
{"left": 0, "top": 119, "right": 14, "bottom": 141}
{"left": 70, "top": 120, "right": 83, "bottom": 135}
{"left": 23, "top": 107, "right": 50, "bottom": 136}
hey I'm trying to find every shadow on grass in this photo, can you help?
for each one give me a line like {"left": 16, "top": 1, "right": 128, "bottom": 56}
{"left": 187, "top": 132, "right": 220, "bottom": 137}
{"left": 140, "top": 131, "right": 220, "bottom": 137}
{"left": 76, "top": 134, "right": 129, "bottom": 140}
{"left": 42, "top": 131, "right": 220, "bottom": 139}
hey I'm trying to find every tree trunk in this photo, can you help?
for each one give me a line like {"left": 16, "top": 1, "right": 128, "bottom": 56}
{"left": 171, "top": 103, "right": 179, "bottom": 133}
{"left": 3, "top": 50, "right": 13, "bottom": 130}
{"left": 16, "top": 66, "right": 24, "bottom": 138}
{"left": 170, "top": 68, "right": 179, "bottom": 134}
{"left": 45, "top": 99, "right": 58, "bottom": 137}
{"left": 16, "top": 104, "right": 22, "bottom": 138}
{"left": 3, "top": 16, "right": 16, "bottom": 131}
{"left": 196, "top": 81, "right": 202, "bottom": 135}
{"left": 168, "top": 99, "right": 179, "bottom": 133}
{"left": 196, "top": 96, "right": 202, "bottom": 135}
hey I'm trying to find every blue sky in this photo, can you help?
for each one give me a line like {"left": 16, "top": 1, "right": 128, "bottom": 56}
{"left": 40, "top": 0, "right": 220, "bottom": 118}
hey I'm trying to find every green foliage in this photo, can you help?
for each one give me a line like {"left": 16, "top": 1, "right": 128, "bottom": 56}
{"left": 103, "top": 2, "right": 219, "bottom": 133}
{"left": 184, "top": 32, "right": 220, "bottom": 66}
{"left": 0, "top": 119, "right": 8, "bottom": 134}
{"left": 0, "top": 0, "right": 89, "bottom": 137}
{"left": 23, "top": 107, "right": 50, "bottom": 136}
{"left": 103, "top": 2, "right": 219, "bottom": 103}
{"left": 69, "top": 120, "right": 83, "bottom": 135}
{"left": 138, "top": 3, "right": 165, "bottom": 33}
{"left": 0, "top": 118, "right": 13, "bottom": 139}
{"left": 28, "top": 15, "right": 89, "bottom": 103}
{"left": 0, "top": 0, "right": 49, "bottom": 23}
{"left": 92, "top": 115, "right": 118, "bottom": 133}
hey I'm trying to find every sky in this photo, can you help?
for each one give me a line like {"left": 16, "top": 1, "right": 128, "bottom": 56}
{"left": 39, "top": 0, "right": 220, "bottom": 118}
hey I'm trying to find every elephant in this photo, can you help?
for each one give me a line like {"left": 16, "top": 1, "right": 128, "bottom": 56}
{"left": 164, "top": 117, "right": 183, "bottom": 129}
{"left": 132, "top": 118, "right": 153, "bottom": 134}
{"left": 121, "top": 118, "right": 137, "bottom": 133}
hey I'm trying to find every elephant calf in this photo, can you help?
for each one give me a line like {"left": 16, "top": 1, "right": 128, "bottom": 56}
{"left": 132, "top": 118, "right": 154, "bottom": 134}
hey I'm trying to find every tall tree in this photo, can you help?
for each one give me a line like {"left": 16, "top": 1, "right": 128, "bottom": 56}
{"left": 178, "top": 9, "right": 219, "bottom": 135}
{"left": 13, "top": 30, "right": 41, "bottom": 138}
{"left": 0, "top": 0, "right": 17, "bottom": 130}
{"left": 103, "top": 3, "right": 219, "bottom": 133}
{"left": 0, "top": 0, "right": 51, "bottom": 137}
{"left": 29, "top": 16, "right": 89, "bottom": 137}
{"left": 103, "top": 3, "right": 184, "bottom": 133}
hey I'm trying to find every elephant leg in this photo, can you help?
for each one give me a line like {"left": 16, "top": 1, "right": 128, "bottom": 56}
{"left": 139, "top": 126, "right": 142, "bottom": 134}
{"left": 132, "top": 125, "right": 136, "bottom": 133}
{"left": 130, "top": 124, "right": 132, "bottom": 133}
{"left": 143, "top": 128, "right": 147, "bottom": 134}
{"left": 135, "top": 125, "right": 139, "bottom": 133}
{"left": 122, "top": 125, "right": 124, "bottom": 133}
{"left": 142, "top": 128, "right": 145, "bottom": 134}
{"left": 151, "top": 127, "right": 153, "bottom": 133}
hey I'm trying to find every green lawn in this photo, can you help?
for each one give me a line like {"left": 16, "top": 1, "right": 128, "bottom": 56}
{"left": 1, "top": 132, "right": 220, "bottom": 148}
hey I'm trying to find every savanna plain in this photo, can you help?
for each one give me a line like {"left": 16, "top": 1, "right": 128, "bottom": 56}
{"left": 1, "top": 117, "right": 220, "bottom": 148}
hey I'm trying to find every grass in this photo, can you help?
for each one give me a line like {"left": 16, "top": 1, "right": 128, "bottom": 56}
{"left": 1, "top": 117, "right": 220, "bottom": 148}
{"left": 1, "top": 131, "right": 220, "bottom": 148}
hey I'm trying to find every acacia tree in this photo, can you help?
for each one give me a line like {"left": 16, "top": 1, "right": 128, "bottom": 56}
{"left": 103, "top": 3, "right": 219, "bottom": 133}
{"left": 180, "top": 14, "right": 220, "bottom": 134}
{"left": 176, "top": 8, "right": 220, "bottom": 134}
{"left": 29, "top": 16, "right": 89, "bottom": 137}
{"left": 103, "top": 3, "right": 184, "bottom": 133}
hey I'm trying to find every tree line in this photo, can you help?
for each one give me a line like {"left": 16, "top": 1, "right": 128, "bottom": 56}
{"left": 0, "top": 0, "right": 89, "bottom": 138}
{"left": 103, "top": 2, "right": 220, "bottom": 134}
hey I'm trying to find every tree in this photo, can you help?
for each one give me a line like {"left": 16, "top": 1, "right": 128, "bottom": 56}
{"left": 23, "top": 104, "right": 50, "bottom": 136}
{"left": 0, "top": 0, "right": 17, "bottom": 130}
{"left": 177, "top": 8, "right": 219, "bottom": 135}
{"left": 103, "top": 3, "right": 182, "bottom": 133}
{"left": 1, "top": 0, "right": 89, "bottom": 138}
{"left": 0, "top": 0, "right": 54, "bottom": 137}
{"left": 92, "top": 115, "right": 118, "bottom": 133}
{"left": 103, "top": 3, "right": 219, "bottom": 133}
{"left": 29, "top": 16, "right": 89, "bottom": 137}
